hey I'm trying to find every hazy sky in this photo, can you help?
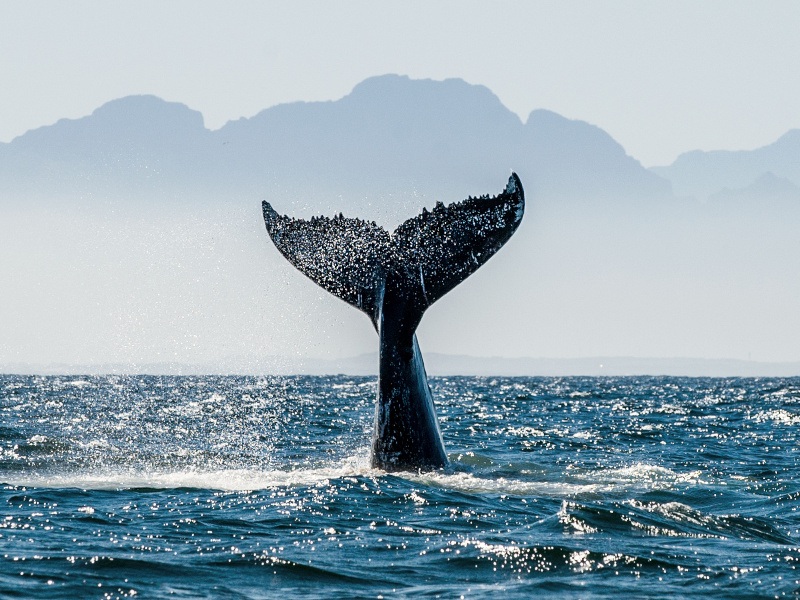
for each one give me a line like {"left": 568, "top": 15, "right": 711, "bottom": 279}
{"left": 2, "top": 0, "right": 799, "bottom": 166}
{"left": 2, "top": 1, "right": 799, "bottom": 370}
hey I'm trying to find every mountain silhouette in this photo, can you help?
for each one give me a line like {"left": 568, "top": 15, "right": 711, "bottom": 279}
{"left": 522, "top": 108, "right": 670, "bottom": 202}
{"left": 0, "top": 95, "right": 212, "bottom": 196}
{"left": 651, "top": 129, "right": 800, "bottom": 201}
{"left": 0, "top": 75, "right": 670, "bottom": 212}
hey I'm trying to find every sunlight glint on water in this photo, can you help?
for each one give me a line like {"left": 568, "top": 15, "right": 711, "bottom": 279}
{"left": 1, "top": 375, "right": 799, "bottom": 598}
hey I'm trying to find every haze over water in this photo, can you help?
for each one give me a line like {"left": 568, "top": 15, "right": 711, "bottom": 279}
{"left": 2, "top": 75, "right": 800, "bottom": 371}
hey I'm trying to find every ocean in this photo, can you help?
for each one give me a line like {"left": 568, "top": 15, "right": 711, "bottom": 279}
{"left": 1, "top": 375, "right": 798, "bottom": 598}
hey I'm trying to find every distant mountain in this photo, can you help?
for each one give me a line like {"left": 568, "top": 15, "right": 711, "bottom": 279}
{"left": 0, "top": 75, "right": 671, "bottom": 210}
{"left": 522, "top": 109, "right": 670, "bottom": 202}
{"left": 651, "top": 129, "right": 800, "bottom": 201}
{"left": 0, "top": 95, "right": 213, "bottom": 196}
{"left": 708, "top": 171, "right": 800, "bottom": 210}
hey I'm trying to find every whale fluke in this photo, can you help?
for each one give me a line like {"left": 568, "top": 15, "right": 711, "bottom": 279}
{"left": 262, "top": 203, "right": 390, "bottom": 321}
{"left": 262, "top": 174, "right": 525, "bottom": 470}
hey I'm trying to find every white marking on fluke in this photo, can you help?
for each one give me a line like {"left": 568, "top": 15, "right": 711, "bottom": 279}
{"left": 419, "top": 264, "right": 429, "bottom": 304}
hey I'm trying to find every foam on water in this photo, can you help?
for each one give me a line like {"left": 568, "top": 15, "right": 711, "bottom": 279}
{"left": 6, "top": 451, "right": 375, "bottom": 491}
{"left": 403, "top": 469, "right": 609, "bottom": 497}
{"left": 6, "top": 458, "right": 709, "bottom": 501}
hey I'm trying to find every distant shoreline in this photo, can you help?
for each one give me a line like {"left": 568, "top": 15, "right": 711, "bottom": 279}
{"left": 3, "top": 354, "right": 799, "bottom": 378}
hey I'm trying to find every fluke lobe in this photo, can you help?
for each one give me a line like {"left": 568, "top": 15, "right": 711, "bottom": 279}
{"left": 262, "top": 174, "right": 525, "bottom": 471}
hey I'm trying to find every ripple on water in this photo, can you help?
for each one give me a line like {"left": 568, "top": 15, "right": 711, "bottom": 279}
{"left": 1, "top": 375, "right": 799, "bottom": 598}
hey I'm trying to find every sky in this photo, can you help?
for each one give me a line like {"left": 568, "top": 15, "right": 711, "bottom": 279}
{"left": 1, "top": 1, "right": 799, "bottom": 370}
{"left": 1, "top": 1, "right": 800, "bottom": 166}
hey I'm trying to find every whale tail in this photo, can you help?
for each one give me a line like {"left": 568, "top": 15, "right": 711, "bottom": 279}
{"left": 263, "top": 173, "right": 524, "bottom": 471}
{"left": 262, "top": 173, "right": 525, "bottom": 329}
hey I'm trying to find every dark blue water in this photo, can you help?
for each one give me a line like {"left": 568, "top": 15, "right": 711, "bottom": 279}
{"left": 1, "top": 375, "right": 798, "bottom": 598}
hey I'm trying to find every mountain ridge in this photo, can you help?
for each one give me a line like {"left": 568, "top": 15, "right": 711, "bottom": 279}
{"left": 651, "top": 128, "right": 800, "bottom": 201}
{"left": 0, "top": 74, "right": 671, "bottom": 209}
{"left": 3, "top": 75, "right": 799, "bottom": 209}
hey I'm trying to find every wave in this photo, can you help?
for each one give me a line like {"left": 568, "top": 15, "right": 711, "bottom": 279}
{"left": 395, "top": 461, "right": 709, "bottom": 498}
{"left": 4, "top": 455, "right": 714, "bottom": 500}
{"left": 4, "top": 451, "right": 373, "bottom": 491}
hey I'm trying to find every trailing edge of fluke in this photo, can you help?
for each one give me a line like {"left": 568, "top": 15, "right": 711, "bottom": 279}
{"left": 262, "top": 173, "right": 525, "bottom": 471}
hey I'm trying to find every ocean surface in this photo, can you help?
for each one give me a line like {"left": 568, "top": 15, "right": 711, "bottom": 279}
{"left": 1, "top": 375, "right": 798, "bottom": 599}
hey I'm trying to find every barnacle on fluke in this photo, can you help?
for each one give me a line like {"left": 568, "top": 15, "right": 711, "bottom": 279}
{"left": 262, "top": 174, "right": 524, "bottom": 471}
